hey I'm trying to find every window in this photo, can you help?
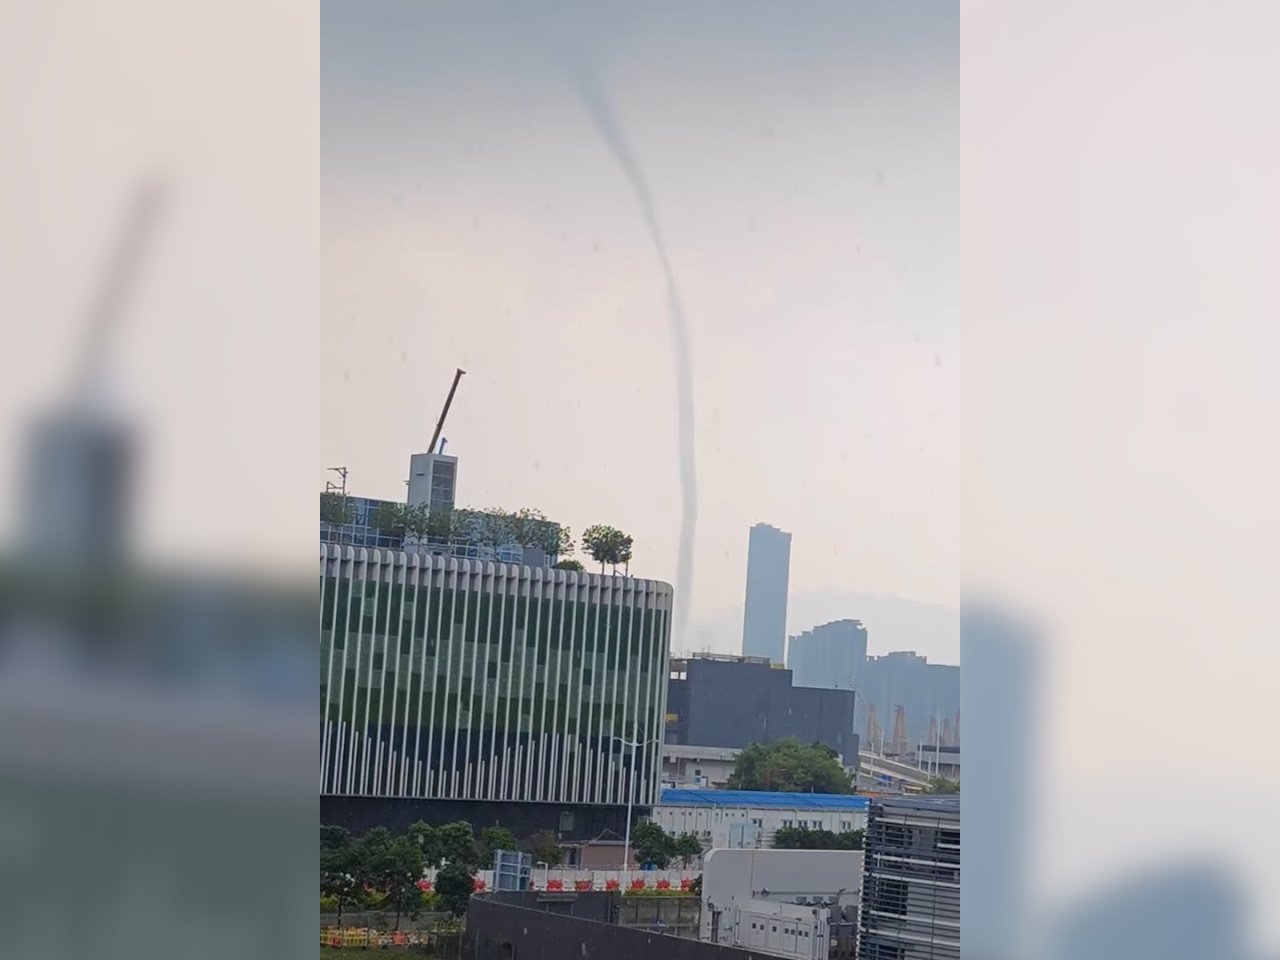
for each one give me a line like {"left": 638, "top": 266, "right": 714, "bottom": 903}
{"left": 782, "top": 819, "right": 793, "bottom": 828}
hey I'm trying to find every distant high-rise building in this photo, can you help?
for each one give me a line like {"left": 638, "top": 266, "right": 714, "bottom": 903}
{"left": 787, "top": 619, "right": 869, "bottom": 691}
{"left": 741, "top": 523, "right": 791, "bottom": 663}
{"left": 861, "top": 651, "right": 959, "bottom": 750}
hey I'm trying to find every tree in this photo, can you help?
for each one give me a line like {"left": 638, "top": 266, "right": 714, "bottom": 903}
{"left": 320, "top": 492, "right": 356, "bottom": 526}
{"left": 924, "top": 776, "right": 960, "bottom": 794}
{"left": 523, "top": 830, "right": 564, "bottom": 867}
{"left": 371, "top": 501, "right": 407, "bottom": 538}
{"left": 425, "top": 506, "right": 458, "bottom": 542}
{"left": 479, "top": 826, "right": 521, "bottom": 868}
{"left": 772, "top": 827, "right": 864, "bottom": 851}
{"left": 673, "top": 832, "right": 703, "bottom": 867}
{"left": 321, "top": 824, "right": 352, "bottom": 851}
{"left": 377, "top": 836, "right": 427, "bottom": 931}
{"left": 406, "top": 820, "right": 441, "bottom": 869}
{"left": 726, "top": 738, "right": 853, "bottom": 794}
{"left": 631, "top": 821, "right": 675, "bottom": 869}
{"left": 469, "top": 509, "right": 513, "bottom": 550}
{"left": 320, "top": 829, "right": 364, "bottom": 927}
{"left": 582, "top": 524, "right": 634, "bottom": 574}
{"left": 554, "top": 524, "right": 575, "bottom": 559}
{"left": 554, "top": 559, "right": 584, "bottom": 572}
{"left": 356, "top": 826, "right": 396, "bottom": 874}
{"left": 582, "top": 524, "right": 617, "bottom": 572}
{"left": 435, "top": 862, "right": 474, "bottom": 917}
{"left": 436, "top": 821, "right": 478, "bottom": 870}
{"left": 616, "top": 532, "right": 634, "bottom": 575}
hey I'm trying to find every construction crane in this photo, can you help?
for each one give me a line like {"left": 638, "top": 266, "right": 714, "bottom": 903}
{"left": 427, "top": 367, "right": 466, "bottom": 456}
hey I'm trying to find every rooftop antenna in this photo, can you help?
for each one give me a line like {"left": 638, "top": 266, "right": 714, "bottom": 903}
{"left": 427, "top": 368, "right": 466, "bottom": 458}
{"left": 324, "top": 466, "right": 348, "bottom": 497}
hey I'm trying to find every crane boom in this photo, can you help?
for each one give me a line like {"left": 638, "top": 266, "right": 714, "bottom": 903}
{"left": 427, "top": 367, "right": 466, "bottom": 456}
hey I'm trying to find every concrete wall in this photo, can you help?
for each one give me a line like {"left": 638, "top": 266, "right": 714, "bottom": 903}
{"left": 618, "top": 896, "right": 702, "bottom": 939}
{"left": 485, "top": 889, "right": 617, "bottom": 923}
{"left": 464, "top": 892, "right": 779, "bottom": 960}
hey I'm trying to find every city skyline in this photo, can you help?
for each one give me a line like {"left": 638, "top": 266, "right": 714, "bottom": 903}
{"left": 321, "top": 2, "right": 959, "bottom": 649}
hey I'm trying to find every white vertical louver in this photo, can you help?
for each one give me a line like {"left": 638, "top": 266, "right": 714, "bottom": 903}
{"left": 320, "top": 545, "right": 672, "bottom": 806}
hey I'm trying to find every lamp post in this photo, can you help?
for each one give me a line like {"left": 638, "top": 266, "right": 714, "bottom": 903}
{"left": 613, "top": 735, "right": 662, "bottom": 870}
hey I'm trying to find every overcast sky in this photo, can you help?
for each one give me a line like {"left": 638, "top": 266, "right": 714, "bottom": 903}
{"left": 321, "top": 1, "right": 958, "bottom": 658}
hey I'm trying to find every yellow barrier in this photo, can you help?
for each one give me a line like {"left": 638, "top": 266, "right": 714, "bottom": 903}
{"left": 321, "top": 927, "right": 431, "bottom": 949}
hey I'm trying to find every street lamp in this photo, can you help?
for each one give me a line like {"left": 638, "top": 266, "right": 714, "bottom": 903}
{"left": 613, "top": 735, "right": 662, "bottom": 871}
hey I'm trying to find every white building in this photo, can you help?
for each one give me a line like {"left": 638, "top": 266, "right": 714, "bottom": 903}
{"left": 660, "top": 744, "right": 739, "bottom": 789}
{"left": 701, "top": 848, "right": 863, "bottom": 960}
{"left": 320, "top": 547, "right": 673, "bottom": 804}
{"left": 651, "top": 789, "right": 869, "bottom": 849}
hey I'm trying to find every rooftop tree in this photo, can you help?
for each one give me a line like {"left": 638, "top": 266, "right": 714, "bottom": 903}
{"left": 582, "top": 525, "right": 634, "bottom": 574}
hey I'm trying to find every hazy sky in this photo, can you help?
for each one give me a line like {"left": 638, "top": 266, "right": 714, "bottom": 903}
{"left": 321, "top": 1, "right": 958, "bottom": 657}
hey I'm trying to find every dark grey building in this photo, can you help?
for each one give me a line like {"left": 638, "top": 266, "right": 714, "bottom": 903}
{"left": 665, "top": 653, "right": 858, "bottom": 760}
{"left": 741, "top": 523, "right": 791, "bottom": 664}
{"left": 859, "top": 795, "right": 960, "bottom": 960}
{"left": 788, "top": 619, "right": 869, "bottom": 692}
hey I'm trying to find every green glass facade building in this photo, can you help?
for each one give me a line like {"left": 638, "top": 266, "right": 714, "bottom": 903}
{"left": 320, "top": 544, "right": 673, "bottom": 807}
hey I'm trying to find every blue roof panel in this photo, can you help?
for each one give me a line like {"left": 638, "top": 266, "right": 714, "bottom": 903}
{"left": 659, "top": 789, "right": 870, "bottom": 811}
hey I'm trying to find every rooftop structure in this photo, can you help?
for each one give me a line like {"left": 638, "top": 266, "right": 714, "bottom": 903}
{"left": 666, "top": 653, "right": 857, "bottom": 759}
{"left": 661, "top": 789, "right": 869, "bottom": 812}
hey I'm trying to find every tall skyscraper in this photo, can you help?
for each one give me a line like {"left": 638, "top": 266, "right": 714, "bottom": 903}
{"left": 741, "top": 523, "right": 791, "bottom": 663}
{"left": 787, "top": 619, "right": 869, "bottom": 691}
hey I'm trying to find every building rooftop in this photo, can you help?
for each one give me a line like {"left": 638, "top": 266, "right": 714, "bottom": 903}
{"left": 660, "top": 789, "right": 870, "bottom": 811}
{"left": 662, "top": 744, "right": 740, "bottom": 761}
{"left": 871, "top": 794, "right": 960, "bottom": 814}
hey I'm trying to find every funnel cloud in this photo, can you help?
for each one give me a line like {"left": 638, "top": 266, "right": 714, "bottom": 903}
{"left": 564, "top": 56, "right": 698, "bottom": 639}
